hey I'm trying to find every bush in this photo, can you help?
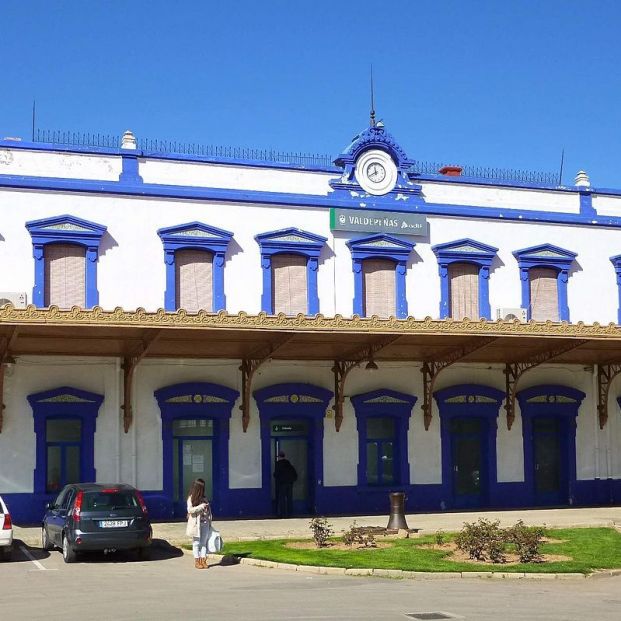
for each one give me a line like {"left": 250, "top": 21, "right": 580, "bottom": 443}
{"left": 508, "top": 520, "right": 545, "bottom": 563}
{"left": 309, "top": 517, "right": 333, "bottom": 548}
{"left": 434, "top": 530, "right": 445, "bottom": 546}
{"left": 342, "top": 521, "right": 377, "bottom": 548}
{"left": 455, "top": 518, "right": 506, "bottom": 563}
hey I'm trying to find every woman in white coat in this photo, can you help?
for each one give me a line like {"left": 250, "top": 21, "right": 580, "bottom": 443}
{"left": 186, "top": 478, "right": 212, "bottom": 569}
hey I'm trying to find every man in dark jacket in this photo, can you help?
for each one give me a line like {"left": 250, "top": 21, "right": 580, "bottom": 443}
{"left": 274, "top": 450, "right": 297, "bottom": 518}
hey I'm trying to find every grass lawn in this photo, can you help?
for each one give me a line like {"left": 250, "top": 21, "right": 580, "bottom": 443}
{"left": 220, "top": 527, "right": 621, "bottom": 574}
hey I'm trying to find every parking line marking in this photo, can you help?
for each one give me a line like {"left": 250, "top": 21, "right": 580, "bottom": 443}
{"left": 19, "top": 545, "right": 51, "bottom": 570}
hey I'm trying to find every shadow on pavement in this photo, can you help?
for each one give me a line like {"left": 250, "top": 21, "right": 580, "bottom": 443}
{"left": 5, "top": 540, "right": 52, "bottom": 564}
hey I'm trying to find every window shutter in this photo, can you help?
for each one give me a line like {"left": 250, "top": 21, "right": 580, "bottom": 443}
{"left": 272, "top": 253, "right": 308, "bottom": 315}
{"left": 44, "top": 244, "right": 86, "bottom": 308}
{"left": 176, "top": 249, "right": 213, "bottom": 312}
{"left": 448, "top": 262, "right": 479, "bottom": 319}
{"left": 363, "top": 259, "right": 396, "bottom": 318}
{"left": 529, "top": 267, "right": 559, "bottom": 321}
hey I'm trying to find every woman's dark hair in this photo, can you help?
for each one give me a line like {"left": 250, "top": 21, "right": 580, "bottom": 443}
{"left": 188, "top": 478, "right": 206, "bottom": 507}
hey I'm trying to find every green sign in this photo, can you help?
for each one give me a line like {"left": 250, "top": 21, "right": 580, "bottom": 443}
{"left": 330, "top": 208, "right": 427, "bottom": 236}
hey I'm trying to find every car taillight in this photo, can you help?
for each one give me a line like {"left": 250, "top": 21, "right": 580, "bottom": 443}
{"left": 2, "top": 513, "right": 11, "bottom": 530}
{"left": 72, "top": 491, "right": 84, "bottom": 523}
{"left": 135, "top": 490, "right": 148, "bottom": 516}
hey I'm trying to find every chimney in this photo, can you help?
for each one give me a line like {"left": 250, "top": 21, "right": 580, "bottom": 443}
{"left": 438, "top": 165, "right": 462, "bottom": 177}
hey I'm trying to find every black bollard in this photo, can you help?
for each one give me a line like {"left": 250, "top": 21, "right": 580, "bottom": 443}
{"left": 386, "top": 491, "right": 409, "bottom": 530}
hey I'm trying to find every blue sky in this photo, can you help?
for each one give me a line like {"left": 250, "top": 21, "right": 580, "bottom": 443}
{"left": 2, "top": 0, "right": 621, "bottom": 186}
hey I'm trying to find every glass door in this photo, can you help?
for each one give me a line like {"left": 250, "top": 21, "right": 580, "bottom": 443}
{"left": 450, "top": 417, "right": 485, "bottom": 508}
{"left": 270, "top": 419, "right": 311, "bottom": 515}
{"left": 172, "top": 419, "right": 214, "bottom": 515}
{"left": 533, "top": 417, "right": 563, "bottom": 505}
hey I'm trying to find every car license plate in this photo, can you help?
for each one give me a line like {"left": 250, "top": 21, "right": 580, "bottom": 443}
{"left": 100, "top": 520, "right": 128, "bottom": 528}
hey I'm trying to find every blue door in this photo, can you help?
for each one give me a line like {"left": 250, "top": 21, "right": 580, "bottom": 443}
{"left": 172, "top": 419, "right": 214, "bottom": 516}
{"left": 533, "top": 417, "right": 565, "bottom": 506}
{"left": 270, "top": 419, "right": 312, "bottom": 515}
{"left": 450, "top": 417, "right": 486, "bottom": 508}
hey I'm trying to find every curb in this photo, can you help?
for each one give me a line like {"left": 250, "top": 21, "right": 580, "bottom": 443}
{"left": 205, "top": 553, "right": 599, "bottom": 580}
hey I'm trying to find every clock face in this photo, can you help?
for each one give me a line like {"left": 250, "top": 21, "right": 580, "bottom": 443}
{"left": 366, "top": 162, "right": 386, "bottom": 183}
{"left": 355, "top": 150, "right": 397, "bottom": 195}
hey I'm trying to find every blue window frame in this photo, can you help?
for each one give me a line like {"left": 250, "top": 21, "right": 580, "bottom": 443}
{"left": 432, "top": 238, "right": 498, "bottom": 320}
{"left": 346, "top": 234, "right": 415, "bottom": 319}
{"left": 351, "top": 389, "right": 417, "bottom": 488}
{"left": 157, "top": 222, "right": 233, "bottom": 312}
{"left": 513, "top": 244, "right": 577, "bottom": 322}
{"left": 255, "top": 228, "right": 327, "bottom": 315}
{"left": 25, "top": 215, "right": 107, "bottom": 308}
{"left": 27, "top": 386, "right": 104, "bottom": 495}
{"left": 610, "top": 255, "right": 621, "bottom": 324}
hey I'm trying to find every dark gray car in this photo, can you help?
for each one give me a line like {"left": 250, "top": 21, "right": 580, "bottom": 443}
{"left": 42, "top": 483, "right": 152, "bottom": 563}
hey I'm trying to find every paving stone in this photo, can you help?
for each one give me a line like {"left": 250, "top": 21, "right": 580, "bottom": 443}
{"left": 491, "top": 572, "right": 525, "bottom": 579}
{"left": 407, "top": 572, "right": 462, "bottom": 580}
{"left": 556, "top": 573, "right": 586, "bottom": 579}
{"left": 372, "top": 569, "right": 404, "bottom": 578}
{"left": 322, "top": 566, "right": 347, "bottom": 575}
{"left": 461, "top": 571, "right": 493, "bottom": 578}
{"left": 296, "top": 564, "right": 322, "bottom": 573}
{"left": 276, "top": 562, "right": 299, "bottom": 570}
{"left": 344, "top": 568, "right": 372, "bottom": 576}
{"left": 523, "top": 572, "right": 558, "bottom": 579}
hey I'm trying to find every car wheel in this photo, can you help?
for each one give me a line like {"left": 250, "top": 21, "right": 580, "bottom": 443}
{"left": 62, "top": 535, "right": 77, "bottom": 563}
{"left": 42, "top": 526, "right": 53, "bottom": 551}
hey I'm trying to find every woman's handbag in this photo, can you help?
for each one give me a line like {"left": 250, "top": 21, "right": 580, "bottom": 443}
{"left": 207, "top": 527, "right": 223, "bottom": 553}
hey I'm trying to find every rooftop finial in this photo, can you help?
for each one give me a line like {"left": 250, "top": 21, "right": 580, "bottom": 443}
{"left": 370, "top": 65, "right": 376, "bottom": 128}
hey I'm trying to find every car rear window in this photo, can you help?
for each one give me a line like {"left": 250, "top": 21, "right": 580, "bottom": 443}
{"left": 82, "top": 491, "right": 139, "bottom": 511}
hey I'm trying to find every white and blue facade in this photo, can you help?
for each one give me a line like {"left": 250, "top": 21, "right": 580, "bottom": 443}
{"left": 1, "top": 124, "right": 621, "bottom": 523}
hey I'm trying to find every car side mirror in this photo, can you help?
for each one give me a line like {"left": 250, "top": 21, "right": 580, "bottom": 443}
{"left": 45, "top": 502, "right": 53, "bottom": 510}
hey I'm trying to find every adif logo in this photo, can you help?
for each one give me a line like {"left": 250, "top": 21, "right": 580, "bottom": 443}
{"left": 339, "top": 215, "right": 346, "bottom": 224}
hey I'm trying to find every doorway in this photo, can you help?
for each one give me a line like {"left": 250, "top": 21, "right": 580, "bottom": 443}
{"left": 449, "top": 417, "right": 486, "bottom": 508}
{"left": 532, "top": 416, "right": 564, "bottom": 505}
{"left": 172, "top": 419, "right": 214, "bottom": 515}
{"left": 270, "top": 419, "right": 311, "bottom": 515}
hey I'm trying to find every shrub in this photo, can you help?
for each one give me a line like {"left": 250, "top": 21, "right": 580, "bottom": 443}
{"left": 309, "top": 516, "right": 333, "bottom": 548}
{"left": 342, "top": 521, "right": 377, "bottom": 548}
{"left": 434, "top": 530, "right": 445, "bottom": 546}
{"left": 455, "top": 518, "right": 506, "bottom": 563}
{"left": 508, "top": 520, "right": 545, "bottom": 563}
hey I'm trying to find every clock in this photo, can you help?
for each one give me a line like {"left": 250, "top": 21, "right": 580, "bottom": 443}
{"left": 355, "top": 149, "right": 397, "bottom": 195}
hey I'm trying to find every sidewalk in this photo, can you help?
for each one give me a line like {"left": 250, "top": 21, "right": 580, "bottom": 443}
{"left": 14, "top": 506, "right": 621, "bottom": 548}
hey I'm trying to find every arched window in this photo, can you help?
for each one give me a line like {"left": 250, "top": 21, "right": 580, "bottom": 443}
{"left": 513, "top": 244, "right": 577, "bottom": 322}
{"left": 432, "top": 239, "right": 498, "bottom": 320}
{"left": 158, "top": 222, "right": 233, "bottom": 312}
{"left": 256, "top": 228, "right": 327, "bottom": 315}
{"left": 26, "top": 214, "right": 107, "bottom": 309}
{"left": 347, "top": 234, "right": 414, "bottom": 319}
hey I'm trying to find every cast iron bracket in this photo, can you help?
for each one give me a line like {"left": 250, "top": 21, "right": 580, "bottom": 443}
{"left": 597, "top": 363, "right": 621, "bottom": 429}
{"left": 122, "top": 329, "right": 162, "bottom": 433}
{"left": 332, "top": 336, "right": 404, "bottom": 432}
{"left": 239, "top": 335, "right": 294, "bottom": 432}
{"left": 503, "top": 339, "right": 588, "bottom": 430}
{"left": 421, "top": 337, "right": 496, "bottom": 430}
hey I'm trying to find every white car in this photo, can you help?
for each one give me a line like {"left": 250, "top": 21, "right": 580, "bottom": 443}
{"left": 0, "top": 495, "right": 13, "bottom": 561}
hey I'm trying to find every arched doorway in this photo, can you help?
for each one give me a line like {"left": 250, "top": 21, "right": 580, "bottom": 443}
{"left": 517, "top": 385, "right": 584, "bottom": 506}
{"left": 434, "top": 384, "right": 504, "bottom": 509}
{"left": 155, "top": 382, "right": 239, "bottom": 517}
{"left": 254, "top": 383, "right": 332, "bottom": 516}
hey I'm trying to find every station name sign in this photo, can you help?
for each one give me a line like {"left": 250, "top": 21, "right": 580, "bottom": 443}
{"left": 330, "top": 208, "right": 427, "bottom": 236}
